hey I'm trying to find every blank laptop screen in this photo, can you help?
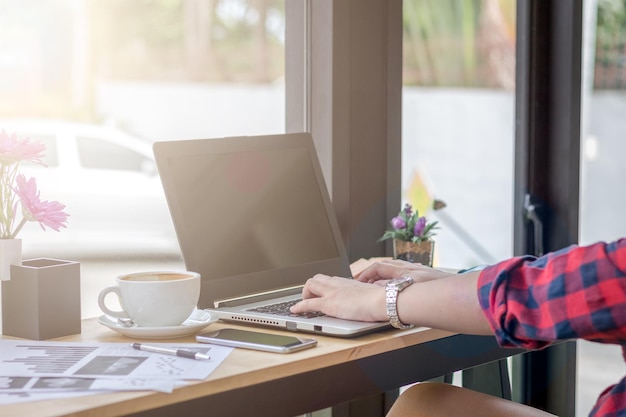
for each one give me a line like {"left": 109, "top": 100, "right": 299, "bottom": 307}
{"left": 164, "top": 146, "right": 339, "bottom": 279}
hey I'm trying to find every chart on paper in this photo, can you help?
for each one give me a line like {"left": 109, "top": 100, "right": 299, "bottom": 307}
{"left": 4, "top": 344, "right": 99, "bottom": 374}
{"left": 0, "top": 340, "right": 235, "bottom": 406}
{"left": 0, "top": 340, "right": 234, "bottom": 380}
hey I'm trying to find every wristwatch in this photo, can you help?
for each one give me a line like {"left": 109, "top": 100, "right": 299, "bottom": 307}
{"left": 385, "top": 276, "right": 415, "bottom": 329}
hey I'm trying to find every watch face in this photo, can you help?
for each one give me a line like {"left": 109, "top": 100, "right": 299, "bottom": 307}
{"left": 392, "top": 277, "right": 413, "bottom": 286}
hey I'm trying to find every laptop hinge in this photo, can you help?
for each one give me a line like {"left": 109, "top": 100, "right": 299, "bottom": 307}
{"left": 214, "top": 285, "right": 304, "bottom": 308}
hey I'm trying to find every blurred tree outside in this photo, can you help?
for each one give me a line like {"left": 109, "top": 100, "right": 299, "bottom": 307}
{"left": 0, "top": 0, "right": 285, "bottom": 120}
{"left": 0, "top": 1, "right": 75, "bottom": 117}
{"left": 594, "top": 0, "right": 626, "bottom": 88}
{"left": 402, "top": 0, "right": 516, "bottom": 89}
{"left": 5, "top": 0, "right": 625, "bottom": 121}
{"left": 403, "top": 0, "right": 626, "bottom": 90}
{"left": 92, "top": 0, "right": 284, "bottom": 83}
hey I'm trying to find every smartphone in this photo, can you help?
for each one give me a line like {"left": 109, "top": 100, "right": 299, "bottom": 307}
{"left": 196, "top": 328, "right": 317, "bottom": 353}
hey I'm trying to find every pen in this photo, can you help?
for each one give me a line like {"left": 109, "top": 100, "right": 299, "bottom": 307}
{"left": 130, "top": 343, "right": 211, "bottom": 360}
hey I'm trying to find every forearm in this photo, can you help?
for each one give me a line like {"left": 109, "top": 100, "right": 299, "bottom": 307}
{"left": 478, "top": 239, "right": 626, "bottom": 348}
{"left": 395, "top": 271, "right": 493, "bottom": 335}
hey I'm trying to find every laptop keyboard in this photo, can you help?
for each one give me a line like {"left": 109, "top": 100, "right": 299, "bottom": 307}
{"left": 248, "top": 299, "right": 325, "bottom": 319}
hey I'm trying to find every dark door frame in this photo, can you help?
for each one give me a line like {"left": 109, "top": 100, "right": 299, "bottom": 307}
{"left": 513, "top": 1, "right": 583, "bottom": 415}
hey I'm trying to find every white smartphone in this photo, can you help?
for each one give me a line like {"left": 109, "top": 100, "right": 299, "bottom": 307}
{"left": 196, "top": 328, "right": 317, "bottom": 353}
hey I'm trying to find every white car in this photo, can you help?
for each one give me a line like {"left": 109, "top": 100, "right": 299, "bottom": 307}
{"left": 0, "top": 119, "right": 180, "bottom": 259}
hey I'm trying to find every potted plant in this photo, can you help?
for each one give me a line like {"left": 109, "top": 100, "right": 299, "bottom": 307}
{"left": 379, "top": 202, "right": 442, "bottom": 266}
{"left": 0, "top": 130, "right": 68, "bottom": 280}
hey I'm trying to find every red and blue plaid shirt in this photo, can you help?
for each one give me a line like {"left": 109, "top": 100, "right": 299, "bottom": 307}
{"left": 478, "top": 238, "right": 626, "bottom": 417}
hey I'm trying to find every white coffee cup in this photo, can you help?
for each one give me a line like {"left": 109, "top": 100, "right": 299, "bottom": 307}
{"left": 98, "top": 271, "right": 201, "bottom": 327}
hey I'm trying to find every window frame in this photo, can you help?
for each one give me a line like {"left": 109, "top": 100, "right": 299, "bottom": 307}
{"left": 512, "top": 1, "right": 582, "bottom": 414}
{"left": 285, "top": 0, "right": 402, "bottom": 262}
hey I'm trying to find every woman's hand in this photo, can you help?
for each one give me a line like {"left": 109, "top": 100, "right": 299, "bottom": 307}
{"left": 356, "top": 259, "right": 456, "bottom": 286}
{"left": 290, "top": 261, "right": 456, "bottom": 322}
{"left": 290, "top": 274, "right": 387, "bottom": 322}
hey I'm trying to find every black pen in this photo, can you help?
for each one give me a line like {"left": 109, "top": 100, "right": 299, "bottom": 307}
{"left": 130, "top": 343, "right": 211, "bottom": 360}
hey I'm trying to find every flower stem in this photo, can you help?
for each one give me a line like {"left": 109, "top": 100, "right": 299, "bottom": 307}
{"left": 9, "top": 218, "right": 26, "bottom": 239}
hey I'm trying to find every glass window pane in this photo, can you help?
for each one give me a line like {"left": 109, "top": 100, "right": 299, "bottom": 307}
{"left": 402, "top": 0, "right": 516, "bottom": 269}
{"left": 581, "top": 0, "right": 626, "bottom": 245}
{"left": 0, "top": 0, "right": 285, "bottom": 318}
{"left": 578, "top": 1, "right": 625, "bottom": 415}
{"left": 76, "top": 136, "right": 151, "bottom": 172}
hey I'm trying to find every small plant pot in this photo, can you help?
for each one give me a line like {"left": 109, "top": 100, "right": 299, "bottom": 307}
{"left": 393, "top": 239, "right": 434, "bottom": 266}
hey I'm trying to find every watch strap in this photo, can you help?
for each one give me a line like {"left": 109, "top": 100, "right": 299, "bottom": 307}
{"left": 385, "top": 277, "right": 414, "bottom": 329}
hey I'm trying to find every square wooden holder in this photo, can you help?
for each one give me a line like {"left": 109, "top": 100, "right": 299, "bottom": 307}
{"left": 1, "top": 258, "right": 81, "bottom": 340}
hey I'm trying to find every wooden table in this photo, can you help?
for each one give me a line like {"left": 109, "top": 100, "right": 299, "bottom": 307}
{"left": 1, "top": 318, "right": 523, "bottom": 417}
{"left": 1, "top": 259, "right": 523, "bottom": 417}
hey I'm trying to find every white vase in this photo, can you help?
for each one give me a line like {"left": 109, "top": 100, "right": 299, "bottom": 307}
{"left": 0, "top": 238, "right": 22, "bottom": 281}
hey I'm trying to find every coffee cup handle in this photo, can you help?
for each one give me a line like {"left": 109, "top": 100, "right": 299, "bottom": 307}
{"left": 98, "top": 286, "right": 130, "bottom": 319}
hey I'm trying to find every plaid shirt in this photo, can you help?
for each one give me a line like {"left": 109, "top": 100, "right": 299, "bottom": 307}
{"left": 478, "top": 238, "right": 626, "bottom": 417}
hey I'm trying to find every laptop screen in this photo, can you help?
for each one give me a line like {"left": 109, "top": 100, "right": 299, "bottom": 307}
{"left": 154, "top": 133, "right": 350, "bottom": 308}
{"left": 165, "top": 146, "right": 338, "bottom": 277}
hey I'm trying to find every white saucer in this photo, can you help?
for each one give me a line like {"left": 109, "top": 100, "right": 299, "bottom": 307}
{"left": 97, "top": 309, "right": 218, "bottom": 339}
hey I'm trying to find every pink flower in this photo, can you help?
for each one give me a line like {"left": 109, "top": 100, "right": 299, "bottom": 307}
{"left": 0, "top": 129, "right": 46, "bottom": 165}
{"left": 413, "top": 216, "right": 427, "bottom": 237}
{"left": 391, "top": 216, "right": 406, "bottom": 230}
{"left": 14, "top": 174, "right": 68, "bottom": 232}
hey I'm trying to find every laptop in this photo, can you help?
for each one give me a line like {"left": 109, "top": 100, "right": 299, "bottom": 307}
{"left": 153, "top": 132, "right": 390, "bottom": 337}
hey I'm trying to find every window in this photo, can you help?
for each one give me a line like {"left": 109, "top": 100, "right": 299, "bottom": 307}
{"left": 25, "top": 135, "right": 59, "bottom": 167}
{"left": 577, "top": 0, "right": 626, "bottom": 414}
{"left": 0, "top": 0, "right": 286, "bottom": 319}
{"left": 580, "top": 0, "right": 626, "bottom": 245}
{"left": 76, "top": 137, "right": 152, "bottom": 172}
{"left": 402, "top": 0, "right": 517, "bottom": 269}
